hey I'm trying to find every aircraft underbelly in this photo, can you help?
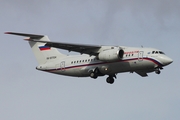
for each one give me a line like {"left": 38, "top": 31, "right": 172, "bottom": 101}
{"left": 61, "top": 68, "right": 85, "bottom": 77}
{"left": 99, "top": 62, "right": 125, "bottom": 74}
{"left": 105, "top": 59, "right": 155, "bottom": 74}
{"left": 129, "top": 59, "right": 155, "bottom": 71}
{"left": 52, "top": 58, "right": 156, "bottom": 77}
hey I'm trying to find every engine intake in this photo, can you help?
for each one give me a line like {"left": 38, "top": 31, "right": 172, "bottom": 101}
{"left": 98, "top": 48, "right": 124, "bottom": 61}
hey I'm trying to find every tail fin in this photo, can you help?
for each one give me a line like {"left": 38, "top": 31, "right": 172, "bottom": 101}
{"left": 5, "top": 32, "right": 66, "bottom": 65}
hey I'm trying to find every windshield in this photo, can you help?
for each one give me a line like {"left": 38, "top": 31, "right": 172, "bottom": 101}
{"left": 152, "top": 51, "right": 165, "bottom": 54}
{"left": 159, "top": 51, "right": 165, "bottom": 54}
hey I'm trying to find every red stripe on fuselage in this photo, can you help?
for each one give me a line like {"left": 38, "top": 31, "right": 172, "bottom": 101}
{"left": 42, "top": 57, "right": 163, "bottom": 72}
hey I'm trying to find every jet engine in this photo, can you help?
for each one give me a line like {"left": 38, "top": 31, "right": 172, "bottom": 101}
{"left": 98, "top": 48, "right": 124, "bottom": 61}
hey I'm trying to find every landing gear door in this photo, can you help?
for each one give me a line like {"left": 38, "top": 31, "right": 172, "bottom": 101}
{"left": 138, "top": 51, "right": 144, "bottom": 61}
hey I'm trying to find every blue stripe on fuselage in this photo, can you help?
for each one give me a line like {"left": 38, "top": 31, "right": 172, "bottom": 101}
{"left": 41, "top": 57, "right": 163, "bottom": 72}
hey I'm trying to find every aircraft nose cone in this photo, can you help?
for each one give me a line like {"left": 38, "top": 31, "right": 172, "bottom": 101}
{"left": 163, "top": 57, "right": 173, "bottom": 66}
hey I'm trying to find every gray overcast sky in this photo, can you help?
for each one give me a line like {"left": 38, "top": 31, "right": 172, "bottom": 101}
{"left": 0, "top": 0, "right": 180, "bottom": 120}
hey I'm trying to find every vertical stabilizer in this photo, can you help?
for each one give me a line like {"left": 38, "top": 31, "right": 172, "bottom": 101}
{"left": 28, "top": 35, "right": 66, "bottom": 65}
{"left": 5, "top": 32, "right": 66, "bottom": 65}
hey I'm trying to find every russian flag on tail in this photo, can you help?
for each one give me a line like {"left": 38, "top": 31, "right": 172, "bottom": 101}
{"left": 39, "top": 45, "right": 51, "bottom": 51}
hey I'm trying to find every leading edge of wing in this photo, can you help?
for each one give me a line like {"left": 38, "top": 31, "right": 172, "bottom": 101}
{"left": 39, "top": 40, "right": 101, "bottom": 55}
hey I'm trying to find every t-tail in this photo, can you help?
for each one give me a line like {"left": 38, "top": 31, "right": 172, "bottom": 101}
{"left": 5, "top": 32, "right": 66, "bottom": 65}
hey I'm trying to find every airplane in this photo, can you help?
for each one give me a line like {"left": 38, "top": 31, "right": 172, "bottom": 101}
{"left": 5, "top": 32, "right": 173, "bottom": 84}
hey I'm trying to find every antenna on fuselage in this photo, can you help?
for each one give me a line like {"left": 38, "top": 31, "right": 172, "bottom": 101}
{"left": 141, "top": 45, "right": 143, "bottom": 48}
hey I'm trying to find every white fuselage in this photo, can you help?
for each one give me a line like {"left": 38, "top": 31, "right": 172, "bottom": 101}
{"left": 36, "top": 46, "right": 172, "bottom": 77}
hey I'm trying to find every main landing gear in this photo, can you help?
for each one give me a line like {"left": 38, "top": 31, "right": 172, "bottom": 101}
{"left": 89, "top": 68, "right": 116, "bottom": 84}
{"left": 90, "top": 72, "right": 98, "bottom": 79}
{"left": 106, "top": 76, "right": 115, "bottom": 84}
{"left": 90, "top": 68, "right": 100, "bottom": 79}
{"left": 106, "top": 74, "right": 116, "bottom": 84}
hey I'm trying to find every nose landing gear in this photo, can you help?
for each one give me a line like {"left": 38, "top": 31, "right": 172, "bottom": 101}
{"left": 155, "top": 68, "right": 161, "bottom": 74}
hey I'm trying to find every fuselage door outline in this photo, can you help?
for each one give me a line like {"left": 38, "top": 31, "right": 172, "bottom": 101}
{"left": 60, "top": 61, "right": 66, "bottom": 71}
{"left": 138, "top": 51, "right": 144, "bottom": 61}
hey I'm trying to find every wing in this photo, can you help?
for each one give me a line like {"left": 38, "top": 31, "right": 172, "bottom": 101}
{"left": 42, "top": 41, "right": 101, "bottom": 55}
{"left": 5, "top": 32, "right": 101, "bottom": 55}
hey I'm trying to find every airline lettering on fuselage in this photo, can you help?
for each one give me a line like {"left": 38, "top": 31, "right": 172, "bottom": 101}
{"left": 124, "top": 51, "right": 139, "bottom": 54}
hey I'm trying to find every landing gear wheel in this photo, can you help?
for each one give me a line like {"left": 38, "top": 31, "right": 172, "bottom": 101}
{"left": 90, "top": 72, "right": 97, "bottom": 79}
{"left": 155, "top": 68, "right": 161, "bottom": 74}
{"left": 106, "top": 77, "right": 114, "bottom": 84}
{"left": 155, "top": 70, "right": 161, "bottom": 74}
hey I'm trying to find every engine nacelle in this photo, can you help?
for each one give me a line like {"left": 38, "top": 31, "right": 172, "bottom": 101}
{"left": 98, "top": 48, "right": 124, "bottom": 61}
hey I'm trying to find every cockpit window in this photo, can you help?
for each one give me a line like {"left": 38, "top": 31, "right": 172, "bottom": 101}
{"left": 159, "top": 51, "right": 165, "bottom": 54}
{"left": 152, "top": 51, "right": 165, "bottom": 54}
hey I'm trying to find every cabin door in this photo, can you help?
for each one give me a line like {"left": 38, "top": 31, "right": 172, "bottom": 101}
{"left": 138, "top": 51, "right": 144, "bottom": 61}
{"left": 60, "top": 61, "right": 66, "bottom": 71}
